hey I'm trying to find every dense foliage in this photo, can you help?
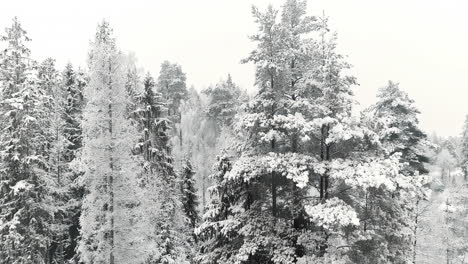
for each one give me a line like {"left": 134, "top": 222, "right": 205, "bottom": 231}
{"left": 0, "top": 2, "right": 466, "bottom": 264}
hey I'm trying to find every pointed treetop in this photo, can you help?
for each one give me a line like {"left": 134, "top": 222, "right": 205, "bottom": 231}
{"left": 1, "top": 17, "right": 31, "bottom": 43}
{"left": 226, "top": 73, "right": 233, "bottom": 85}
{"left": 93, "top": 20, "right": 115, "bottom": 47}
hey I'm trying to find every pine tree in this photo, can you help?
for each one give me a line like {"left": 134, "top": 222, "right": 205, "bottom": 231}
{"left": 202, "top": 74, "right": 242, "bottom": 133}
{"left": 198, "top": 2, "right": 320, "bottom": 262}
{"left": 363, "top": 81, "right": 431, "bottom": 263}
{"left": 197, "top": 2, "right": 424, "bottom": 263}
{"left": 369, "top": 81, "right": 429, "bottom": 175}
{"left": 0, "top": 17, "right": 52, "bottom": 263}
{"left": 78, "top": 21, "right": 147, "bottom": 264}
{"left": 157, "top": 60, "right": 188, "bottom": 121}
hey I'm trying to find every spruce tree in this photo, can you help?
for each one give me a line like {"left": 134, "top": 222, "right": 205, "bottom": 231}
{"left": 36, "top": 57, "right": 73, "bottom": 263}
{"left": 181, "top": 159, "right": 199, "bottom": 231}
{"left": 134, "top": 73, "right": 190, "bottom": 263}
{"left": 62, "top": 63, "right": 86, "bottom": 162}
{"left": 61, "top": 63, "right": 86, "bottom": 261}
{"left": 0, "top": 17, "right": 51, "bottom": 263}
{"left": 195, "top": 155, "right": 245, "bottom": 263}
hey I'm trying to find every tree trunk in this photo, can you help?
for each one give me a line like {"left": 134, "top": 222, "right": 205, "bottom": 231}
{"left": 320, "top": 125, "right": 325, "bottom": 200}
{"left": 108, "top": 64, "right": 115, "bottom": 264}
{"left": 325, "top": 144, "right": 330, "bottom": 200}
{"left": 413, "top": 199, "right": 419, "bottom": 264}
{"left": 269, "top": 70, "right": 277, "bottom": 218}
{"left": 57, "top": 125, "right": 61, "bottom": 186}
{"left": 319, "top": 124, "right": 331, "bottom": 256}
{"left": 271, "top": 138, "right": 277, "bottom": 217}
{"left": 179, "top": 128, "right": 183, "bottom": 147}
{"left": 202, "top": 173, "right": 206, "bottom": 211}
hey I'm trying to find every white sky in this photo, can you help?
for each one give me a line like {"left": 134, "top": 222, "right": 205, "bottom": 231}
{"left": 1, "top": 0, "right": 467, "bottom": 137}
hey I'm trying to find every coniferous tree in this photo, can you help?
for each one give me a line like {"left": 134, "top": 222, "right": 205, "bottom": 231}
{"left": 461, "top": 115, "right": 468, "bottom": 180}
{"left": 134, "top": 73, "right": 190, "bottom": 263}
{"left": 443, "top": 182, "right": 468, "bottom": 262}
{"left": 0, "top": 5, "right": 453, "bottom": 264}
{"left": 78, "top": 21, "right": 147, "bottom": 264}
{"left": 157, "top": 61, "right": 188, "bottom": 121}
{"left": 195, "top": 155, "right": 245, "bottom": 263}
{"left": 369, "top": 81, "right": 429, "bottom": 175}
{"left": 62, "top": 63, "right": 86, "bottom": 162}
{"left": 197, "top": 2, "right": 333, "bottom": 262}
{"left": 203, "top": 74, "right": 243, "bottom": 134}
{"left": 174, "top": 86, "right": 214, "bottom": 212}
{"left": 157, "top": 60, "right": 188, "bottom": 165}
{"left": 36, "top": 58, "right": 73, "bottom": 263}
{"left": 197, "top": 2, "right": 424, "bottom": 263}
{"left": 181, "top": 159, "right": 199, "bottom": 231}
{"left": 0, "top": 17, "right": 52, "bottom": 263}
{"left": 59, "top": 63, "right": 87, "bottom": 262}
{"left": 363, "top": 81, "right": 431, "bottom": 263}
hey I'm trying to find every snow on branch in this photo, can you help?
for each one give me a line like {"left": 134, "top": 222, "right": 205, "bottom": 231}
{"left": 306, "top": 198, "right": 360, "bottom": 230}
{"left": 227, "top": 153, "right": 318, "bottom": 188}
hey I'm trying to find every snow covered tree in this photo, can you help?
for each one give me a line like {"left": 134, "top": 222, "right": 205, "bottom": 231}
{"left": 441, "top": 137, "right": 461, "bottom": 166}
{"left": 181, "top": 159, "right": 199, "bottom": 233}
{"left": 173, "top": 86, "right": 205, "bottom": 151}
{"left": 435, "top": 148, "right": 457, "bottom": 184}
{"left": 195, "top": 155, "right": 245, "bottom": 263}
{"left": 60, "top": 63, "right": 87, "bottom": 262}
{"left": 203, "top": 74, "right": 243, "bottom": 133}
{"left": 157, "top": 60, "right": 188, "bottom": 164}
{"left": 447, "top": 184, "right": 468, "bottom": 262}
{"left": 461, "top": 115, "right": 468, "bottom": 180}
{"left": 133, "top": 73, "right": 191, "bottom": 263}
{"left": 62, "top": 63, "right": 86, "bottom": 162}
{"left": 134, "top": 73, "right": 168, "bottom": 161}
{"left": 78, "top": 21, "right": 148, "bottom": 264}
{"left": 364, "top": 81, "right": 431, "bottom": 263}
{"left": 0, "top": 17, "right": 52, "bottom": 263}
{"left": 36, "top": 57, "right": 72, "bottom": 263}
{"left": 157, "top": 60, "right": 188, "bottom": 121}
{"left": 197, "top": 2, "right": 320, "bottom": 262}
{"left": 368, "top": 81, "right": 429, "bottom": 175}
{"left": 123, "top": 53, "right": 143, "bottom": 121}
{"left": 197, "top": 2, "right": 427, "bottom": 263}
{"left": 172, "top": 86, "right": 218, "bottom": 213}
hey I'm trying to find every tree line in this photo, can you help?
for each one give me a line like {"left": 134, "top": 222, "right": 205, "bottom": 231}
{"left": 0, "top": 0, "right": 467, "bottom": 263}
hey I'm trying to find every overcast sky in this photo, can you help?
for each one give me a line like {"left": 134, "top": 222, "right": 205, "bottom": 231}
{"left": 1, "top": 0, "right": 467, "bottom": 137}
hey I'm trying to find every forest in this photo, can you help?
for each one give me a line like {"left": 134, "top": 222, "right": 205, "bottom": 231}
{"left": 0, "top": 0, "right": 467, "bottom": 264}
